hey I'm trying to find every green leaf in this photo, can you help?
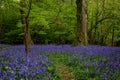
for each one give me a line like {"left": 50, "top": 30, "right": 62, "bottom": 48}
{"left": 38, "top": 31, "right": 46, "bottom": 35}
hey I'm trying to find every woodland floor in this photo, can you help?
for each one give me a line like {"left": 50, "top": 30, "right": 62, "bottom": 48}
{"left": 55, "top": 62, "right": 76, "bottom": 80}
{"left": 46, "top": 53, "right": 76, "bottom": 80}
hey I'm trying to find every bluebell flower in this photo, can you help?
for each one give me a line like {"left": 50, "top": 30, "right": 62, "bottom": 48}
{"left": 0, "top": 44, "right": 120, "bottom": 79}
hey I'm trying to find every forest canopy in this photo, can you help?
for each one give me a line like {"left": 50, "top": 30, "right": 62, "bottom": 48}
{"left": 0, "top": 0, "right": 120, "bottom": 46}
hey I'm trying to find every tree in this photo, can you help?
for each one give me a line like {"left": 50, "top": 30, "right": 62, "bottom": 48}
{"left": 1, "top": 0, "right": 120, "bottom": 46}
{"left": 19, "top": 0, "right": 33, "bottom": 55}
{"left": 74, "top": 0, "right": 88, "bottom": 46}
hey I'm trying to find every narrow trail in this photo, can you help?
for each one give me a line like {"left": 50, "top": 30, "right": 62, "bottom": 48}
{"left": 55, "top": 62, "right": 76, "bottom": 80}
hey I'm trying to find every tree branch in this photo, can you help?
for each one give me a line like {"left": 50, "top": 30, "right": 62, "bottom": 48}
{"left": 26, "top": 0, "right": 32, "bottom": 19}
{"left": 88, "top": 16, "right": 114, "bottom": 34}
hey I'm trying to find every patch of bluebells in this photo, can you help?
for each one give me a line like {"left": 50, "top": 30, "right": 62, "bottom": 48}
{"left": 27, "top": 44, "right": 120, "bottom": 80}
{"left": 0, "top": 44, "right": 120, "bottom": 80}
{"left": 26, "top": 44, "right": 120, "bottom": 55}
{"left": 64, "top": 45, "right": 120, "bottom": 80}
{"left": 0, "top": 45, "right": 58, "bottom": 80}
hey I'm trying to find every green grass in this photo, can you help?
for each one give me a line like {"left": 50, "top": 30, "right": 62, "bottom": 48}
{"left": 46, "top": 52, "right": 106, "bottom": 80}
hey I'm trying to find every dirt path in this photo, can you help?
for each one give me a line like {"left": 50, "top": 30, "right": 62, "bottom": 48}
{"left": 55, "top": 62, "right": 76, "bottom": 80}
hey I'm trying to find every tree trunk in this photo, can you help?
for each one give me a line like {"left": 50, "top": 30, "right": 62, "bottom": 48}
{"left": 20, "top": 9, "right": 29, "bottom": 55}
{"left": 20, "top": 0, "right": 33, "bottom": 55}
{"left": 111, "top": 27, "right": 114, "bottom": 46}
{"left": 74, "top": 0, "right": 88, "bottom": 46}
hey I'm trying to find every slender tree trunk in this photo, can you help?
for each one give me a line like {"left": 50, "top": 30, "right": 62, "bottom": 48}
{"left": 74, "top": 0, "right": 88, "bottom": 46}
{"left": 20, "top": 0, "right": 33, "bottom": 55}
{"left": 111, "top": 27, "right": 114, "bottom": 46}
{"left": 20, "top": 9, "right": 29, "bottom": 55}
{"left": 93, "top": 0, "right": 98, "bottom": 44}
{"left": 99, "top": 0, "right": 105, "bottom": 45}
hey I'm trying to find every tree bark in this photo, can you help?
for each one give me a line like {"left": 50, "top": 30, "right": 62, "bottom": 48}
{"left": 74, "top": 0, "right": 88, "bottom": 46}
{"left": 20, "top": 0, "right": 33, "bottom": 55}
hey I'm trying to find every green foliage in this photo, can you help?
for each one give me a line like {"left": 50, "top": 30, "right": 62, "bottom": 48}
{"left": 0, "top": 0, "right": 120, "bottom": 46}
{"left": 0, "top": 5, "right": 20, "bottom": 43}
{"left": 88, "top": 0, "right": 120, "bottom": 46}
{"left": 28, "top": 0, "right": 76, "bottom": 44}
{"left": 46, "top": 53, "right": 107, "bottom": 80}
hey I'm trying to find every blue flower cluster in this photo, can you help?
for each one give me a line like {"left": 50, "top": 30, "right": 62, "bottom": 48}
{"left": 28, "top": 44, "right": 120, "bottom": 80}
{"left": 26, "top": 45, "right": 120, "bottom": 79}
{"left": 0, "top": 45, "right": 54, "bottom": 80}
{"left": 72, "top": 54, "right": 120, "bottom": 80}
{"left": 28, "top": 45, "right": 120, "bottom": 55}
{"left": 0, "top": 44, "right": 120, "bottom": 80}
{"left": 65, "top": 45, "right": 120, "bottom": 80}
